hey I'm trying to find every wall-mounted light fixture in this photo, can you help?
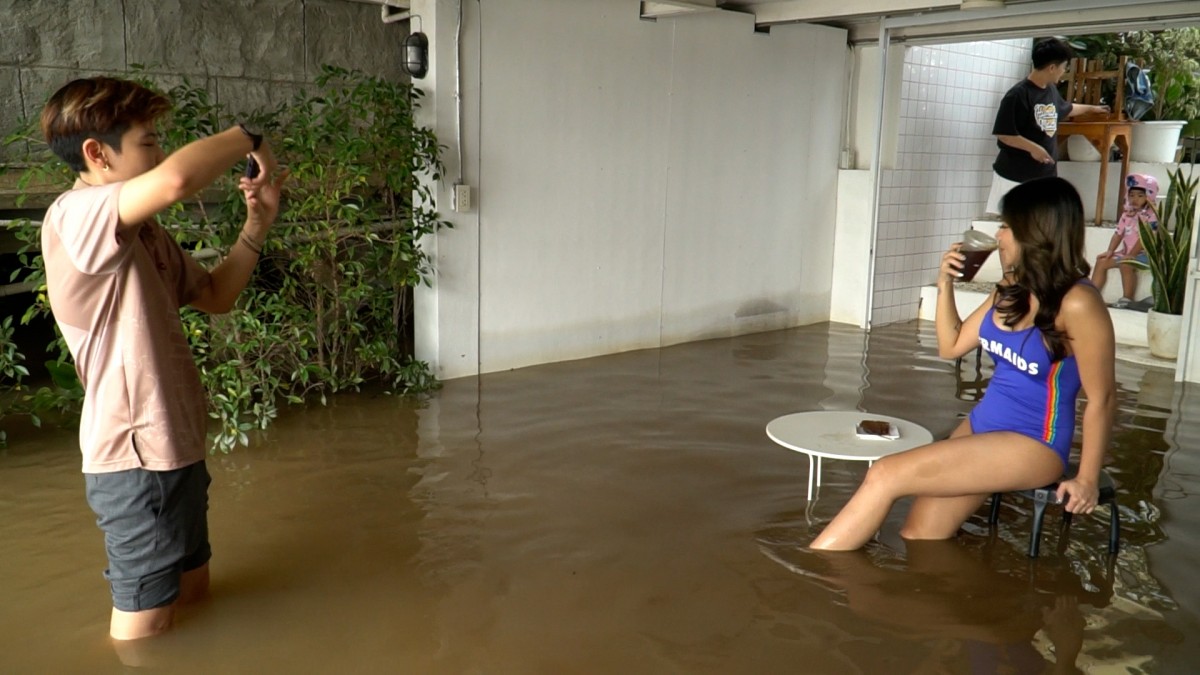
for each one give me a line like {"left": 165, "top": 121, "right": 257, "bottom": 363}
{"left": 403, "top": 28, "right": 429, "bottom": 79}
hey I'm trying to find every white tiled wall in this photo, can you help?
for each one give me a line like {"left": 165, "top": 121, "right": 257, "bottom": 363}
{"left": 871, "top": 39, "right": 1031, "bottom": 326}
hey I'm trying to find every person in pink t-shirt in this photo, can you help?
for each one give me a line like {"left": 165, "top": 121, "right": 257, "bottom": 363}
{"left": 39, "top": 76, "right": 287, "bottom": 642}
{"left": 1091, "top": 173, "right": 1159, "bottom": 309}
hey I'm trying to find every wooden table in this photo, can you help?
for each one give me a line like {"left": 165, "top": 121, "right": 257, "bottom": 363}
{"left": 766, "top": 411, "right": 934, "bottom": 500}
{"left": 1058, "top": 119, "right": 1133, "bottom": 225}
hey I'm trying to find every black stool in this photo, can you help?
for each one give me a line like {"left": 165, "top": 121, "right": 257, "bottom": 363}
{"left": 987, "top": 467, "right": 1120, "bottom": 558}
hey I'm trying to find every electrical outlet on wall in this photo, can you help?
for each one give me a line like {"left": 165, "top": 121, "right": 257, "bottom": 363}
{"left": 453, "top": 184, "right": 472, "bottom": 212}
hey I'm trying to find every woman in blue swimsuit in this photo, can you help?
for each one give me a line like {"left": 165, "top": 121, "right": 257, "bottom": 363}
{"left": 812, "top": 177, "right": 1116, "bottom": 550}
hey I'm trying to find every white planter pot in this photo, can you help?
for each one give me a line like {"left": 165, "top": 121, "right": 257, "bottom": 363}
{"left": 1066, "top": 134, "right": 1103, "bottom": 161}
{"left": 1131, "top": 121, "right": 1186, "bottom": 163}
{"left": 1147, "top": 309, "right": 1182, "bottom": 360}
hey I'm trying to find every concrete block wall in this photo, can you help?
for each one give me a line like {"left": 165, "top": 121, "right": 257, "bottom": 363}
{"left": 0, "top": 0, "right": 408, "bottom": 159}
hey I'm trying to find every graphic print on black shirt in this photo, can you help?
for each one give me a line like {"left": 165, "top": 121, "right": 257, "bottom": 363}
{"left": 992, "top": 79, "right": 1072, "bottom": 183}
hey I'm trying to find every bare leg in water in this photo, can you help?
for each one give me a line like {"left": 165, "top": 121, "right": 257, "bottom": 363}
{"left": 810, "top": 419, "right": 1062, "bottom": 551}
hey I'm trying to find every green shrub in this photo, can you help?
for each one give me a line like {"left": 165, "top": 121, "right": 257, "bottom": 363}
{"left": 1, "top": 65, "right": 448, "bottom": 452}
{"left": 0, "top": 316, "right": 29, "bottom": 447}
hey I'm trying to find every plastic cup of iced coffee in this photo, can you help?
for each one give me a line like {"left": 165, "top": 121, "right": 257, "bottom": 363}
{"left": 957, "top": 229, "right": 998, "bottom": 282}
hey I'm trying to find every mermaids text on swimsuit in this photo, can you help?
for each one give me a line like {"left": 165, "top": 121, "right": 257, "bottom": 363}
{"left": 979, "top": 337, "right": 1040, "bottom": 376}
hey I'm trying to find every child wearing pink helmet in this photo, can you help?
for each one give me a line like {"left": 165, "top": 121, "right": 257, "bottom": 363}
{"left": 1091, "top": 173, "right": 1159, "bottom": 308}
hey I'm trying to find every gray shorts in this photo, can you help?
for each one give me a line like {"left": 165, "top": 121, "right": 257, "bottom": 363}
{"left": 84, "top": 461, "right": 212, "bottom": 612}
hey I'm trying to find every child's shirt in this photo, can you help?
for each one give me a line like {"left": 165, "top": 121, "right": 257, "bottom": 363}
{"left": 1114, "top": 206, "right": 1158, "bottom": 255}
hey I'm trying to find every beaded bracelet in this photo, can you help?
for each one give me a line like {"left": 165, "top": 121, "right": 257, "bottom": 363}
{"left": 239, "top": 234, "right": 263, "bottom": 255}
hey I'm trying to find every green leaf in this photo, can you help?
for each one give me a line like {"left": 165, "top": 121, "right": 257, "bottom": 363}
{"left": 44, "top": 360, "right": 80, "bottom": 391}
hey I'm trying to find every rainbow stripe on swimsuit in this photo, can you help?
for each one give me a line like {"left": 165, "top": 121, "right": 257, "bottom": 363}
{"left": 968, "top": 306, "right": 1082, "bottom": 466}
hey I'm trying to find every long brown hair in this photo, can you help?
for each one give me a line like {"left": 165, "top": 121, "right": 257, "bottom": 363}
{"left": 995, "top": 176, "right": 1090, "bottom": 361}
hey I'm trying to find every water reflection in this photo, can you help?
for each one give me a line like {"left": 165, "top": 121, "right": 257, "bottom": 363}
{"left": 757, "top": 537, "right": 1119, "bottom": 672}
{"left": 1, "top": 320, "right": 1198, "bottom": 672}
{"left": 953, "top": 347, "right": 989, "bottom": 403}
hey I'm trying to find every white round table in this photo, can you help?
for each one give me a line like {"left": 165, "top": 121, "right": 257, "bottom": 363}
{"left": 766, "top": 411, "right": 934, "bottom": 500}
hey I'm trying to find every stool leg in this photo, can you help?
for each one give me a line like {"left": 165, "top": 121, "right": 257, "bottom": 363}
{"left": 988, "top": 493, "right": 1002, "bottom": 525}
{"left": 1029, "top": 499, "right": 1048, "bottom": 558}
{"left": 1109, "top": 504, "right": 1121, "bottom": 554}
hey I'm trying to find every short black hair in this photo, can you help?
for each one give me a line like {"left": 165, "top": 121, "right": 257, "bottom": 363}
{"left": 1031, "top": 38, "right": 1074, "bottom": 70}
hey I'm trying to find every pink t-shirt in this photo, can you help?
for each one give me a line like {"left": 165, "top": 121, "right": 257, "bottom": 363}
{"left": 41, "top": 181, "right": 212, "bottom": 473}
{"left": 1114, "top": 206, "right": 1157, "bottom": 256}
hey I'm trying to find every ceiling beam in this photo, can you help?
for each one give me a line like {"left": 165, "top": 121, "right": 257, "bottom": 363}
{"left": 641, "top": 1, "right": 721, "bottom": 19}
{"left": 746, "top": 0, "right": 959, "bottom": 26}
{"left": 846, "top": 0, "right": 1200, "bottom": 43}
{"left": 883, "top": 0, "right": 1175, "bottom": 28}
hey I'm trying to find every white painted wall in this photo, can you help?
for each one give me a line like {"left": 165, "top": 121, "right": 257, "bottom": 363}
{"left": 415, "top": 0, "right": 848, "bottom": 378}
{"left": 1182, "top": 272, "right": 1200, "bottom": 382}
{"left": 657, "top": 14, "right": 845, "bottom": 345}
{"left": 830, "top": 170, "right": 873, "bottom": 326}
{"left": 871, "top": 39, "right": 1031, "bottom": 326}
{"left": 834, "top": 40, "right": 1031, "bottom": 330}
{"left": 413, "top": 0, "right": 482, "bottom": 381}
{"left": 847, "top": 45, "right": 904, "bottom": 172}
{"left": 475, "top": 1, "right": 671, "bottom": 372}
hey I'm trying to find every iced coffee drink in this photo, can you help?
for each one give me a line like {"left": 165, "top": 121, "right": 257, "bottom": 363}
{"left": 958, "top": 229, "right": 997, "bottom": 282}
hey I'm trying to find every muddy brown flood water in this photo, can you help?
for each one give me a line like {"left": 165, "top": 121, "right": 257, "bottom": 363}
{"left": 2, "top": 320, "right": 1198, "bottom": 673}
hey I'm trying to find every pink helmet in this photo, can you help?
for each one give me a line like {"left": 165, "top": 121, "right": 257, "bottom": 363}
{"left": 1125, "top": 173, "right": 1159, "bottom": 203}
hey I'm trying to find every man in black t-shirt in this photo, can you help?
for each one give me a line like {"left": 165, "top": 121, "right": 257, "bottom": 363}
{"left": 984, "top": 38, "right": 1109, "bottom": 215}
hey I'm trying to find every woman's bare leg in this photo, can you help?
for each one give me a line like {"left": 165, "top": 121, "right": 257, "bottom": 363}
{"left": 902, "top": 419, "right": 988, "bottom": 541}
{"left": 812, "top": 418, "right": 969, "bottom": 550}
{"left": 809, "top": 430, "right": 1062, "bottom": 551}
{"left": 901, "top": 493, "right": 990, "bottom": 541}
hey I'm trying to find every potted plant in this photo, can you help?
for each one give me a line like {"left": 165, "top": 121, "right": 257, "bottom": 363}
{"left": 1124, "top": 28, "right": 1200, "bottom": 162}
{"left": 1069, "top": 30, "right": 1200, "bottom": 162}
{"left": 1125, "top": 167, "right": 1198, "bottom": 358}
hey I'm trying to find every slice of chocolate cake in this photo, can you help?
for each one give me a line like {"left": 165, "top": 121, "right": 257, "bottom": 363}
{"left": 857, "top": 419, "right": 892, "bottom": 437}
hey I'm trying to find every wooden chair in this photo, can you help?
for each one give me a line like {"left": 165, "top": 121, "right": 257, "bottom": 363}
{"left": 987, "top": 464, "right": 1121, "bottom": 558}
{"left": 1063, "top": 56, "right": 1127, "bottom": 122}
{"left": 1058, "top": 57, "right": 1134, "bottom": 225}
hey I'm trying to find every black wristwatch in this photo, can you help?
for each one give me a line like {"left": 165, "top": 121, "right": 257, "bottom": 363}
{"left": 238, "top": 123, "right": 263, "bottom": 151}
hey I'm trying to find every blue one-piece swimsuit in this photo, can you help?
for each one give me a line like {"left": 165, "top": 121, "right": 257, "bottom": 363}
{"left": 968, "top": 305, "right": 1081, "bottom": 467}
